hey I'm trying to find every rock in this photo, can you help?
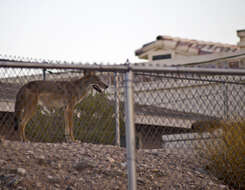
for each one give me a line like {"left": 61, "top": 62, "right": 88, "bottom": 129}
{"left": 121, "top": 162, "right": 127, "bottom": 168}
{"left": 56, "top": 162, "right": 62, "bottom": 169}
{"left": 72, "top": 171, "right": 79, "bottom": 176}
{"left": 0, "top": 136, "right": 7, "bottom": 146}
{"left": 107, "top": 157, "right": 115, "bottom": 163}
{"left": 36, "top": 182, "right": 42, "bottom": 187}
{"left": 73, "top": 159, "right": 95, "bottom": 171}
{"left": 47, "top": 175, "right": 59, "bottom": 183}
{"left": 37, "top": 155, "right": 46, "bottom": 165}
{"left": 25, "top": 150, "right": 34, "bottom": 155}
{"left": 54, "top": 183, "right": 60, "bottom": 188}
{"left": 16, "top": 168, "right": 26, "bottom": 176}
{"left": 47, "top": 175, "right": 53, "bottom": 180}
{"left": 0, "top": 159, "right": 7, "bottom": 165}
{"left": 78, "top": 177, "right": 85, "bottom": 182}
{"left": 16, "top": 186, "right": 25, "bottom": 190}
{"left": 219, "top": 184, "right": 228, "bottom": 189}
{"left": 137, "top": 177, "right": 146, "bottom": 185}
{"left": 38, "top": 155, "right": 46, "bottom": 160}
{"left": 25, "top": 151, "right": 34, "bottom": 159}
{"left": 66, "top": 186, "right": 73, "bottom": 190}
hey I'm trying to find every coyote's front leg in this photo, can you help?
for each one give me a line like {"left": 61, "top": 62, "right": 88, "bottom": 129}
{"left": 64, "top": 105, "right": 75, "bottom": 142}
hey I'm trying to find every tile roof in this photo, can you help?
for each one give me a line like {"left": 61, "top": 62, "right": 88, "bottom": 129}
{"left": 135, "top": 35, "right": 239, "bottom": 58}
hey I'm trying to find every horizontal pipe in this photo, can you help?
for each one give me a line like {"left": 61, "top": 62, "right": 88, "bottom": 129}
{"left": 130, "top": 66, "right": 245, "bottom": 75}
{"left": 1, "top": 55, "right": 245, "bottom": 75}
{"left": 0, "top": 60, "right": 128, "bottom": 72}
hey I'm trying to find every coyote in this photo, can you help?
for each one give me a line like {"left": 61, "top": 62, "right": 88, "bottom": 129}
{"left": 14, "top": 71, "right": 108, "bottom": 142}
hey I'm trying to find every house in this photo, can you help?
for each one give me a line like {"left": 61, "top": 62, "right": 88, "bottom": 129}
{"left": 135, "top": 29, "right": 245, "bottom": 69}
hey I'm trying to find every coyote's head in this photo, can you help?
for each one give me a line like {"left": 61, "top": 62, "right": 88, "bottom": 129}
{"left": 84, "top": 71, "right": 108, "bottom": 93}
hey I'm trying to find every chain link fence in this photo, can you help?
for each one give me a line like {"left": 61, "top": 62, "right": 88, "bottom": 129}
{"left": 1, "top": 58, "right": 245, "bottom": 189}
{"left": 133, "top": 71, "right": 245, "bottom": 147}
{"left": 133, "top": 70, "right": 245, "bottom": 189}
{"left": 0, "top": 66, "right": 126, "bottom": 145}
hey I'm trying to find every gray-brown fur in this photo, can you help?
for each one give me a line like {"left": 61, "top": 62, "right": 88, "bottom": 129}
{"left": 14, "top": 71, "right": 108, "bottom": 142}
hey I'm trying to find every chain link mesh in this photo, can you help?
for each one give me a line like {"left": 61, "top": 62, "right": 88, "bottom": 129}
{"left": 1, "top": 62, "right": 245, "bottom": 188}
{"left": 133, "top": 71, "right": 245, "bottom": 188}
{"left": 0, "top": 67, "right": 125, "bottom": 145}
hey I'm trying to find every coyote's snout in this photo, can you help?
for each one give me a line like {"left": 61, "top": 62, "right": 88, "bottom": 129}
{"left": 14, "top": 71, "right": 108, "bottom": 142}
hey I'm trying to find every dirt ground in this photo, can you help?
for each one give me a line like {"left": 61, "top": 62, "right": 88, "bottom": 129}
{"left": 0, "top": 137, "right": 232, "bottom": 190}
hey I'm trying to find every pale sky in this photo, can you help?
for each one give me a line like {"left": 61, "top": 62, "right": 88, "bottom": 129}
{"left": 0, "top": 0, "right": 244, "bottom": 64}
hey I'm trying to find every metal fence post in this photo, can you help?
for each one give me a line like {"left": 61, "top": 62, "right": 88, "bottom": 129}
{"left": 114, "top": 72, "right": 120, "bottom": 146}
{"left": 124, "top": 63, "right": 137, "bottom": 190}
{"left": 224, "top": 83, "right": 229, "bottom": 119}
{"left": 43, "top": 68, "right": 46, "bottom": 80}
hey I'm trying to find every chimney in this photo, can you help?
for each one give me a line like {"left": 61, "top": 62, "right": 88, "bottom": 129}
{"left": 237, "top": 29, "right": 245, "bottom": 49}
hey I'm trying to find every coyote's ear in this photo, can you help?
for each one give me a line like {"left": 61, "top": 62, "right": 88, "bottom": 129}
{"left": 84, "top": 70, "right": 95, "bottom": 76}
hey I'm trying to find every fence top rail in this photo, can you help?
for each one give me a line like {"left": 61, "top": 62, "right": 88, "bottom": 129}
{"left": 0, "top": 60, "right": 130, "bottom": 72}
{"left": 1, "top": 60, "right": 245, "bottom": 75}
{"left": 132, "top": 66, "right": 245, "bottom": 75}
{"left": 1, "top": 50, "right": 245, "bottom": 75}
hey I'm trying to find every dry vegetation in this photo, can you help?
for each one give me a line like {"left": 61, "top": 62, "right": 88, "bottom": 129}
{"left": 196, "top": 120, "right": 245, "bottom": 190}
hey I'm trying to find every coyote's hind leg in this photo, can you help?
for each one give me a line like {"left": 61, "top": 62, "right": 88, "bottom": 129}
{"left": 18, "top": 94, "right": 38, "bottom": 142}
{"left": 64, "top": 105, "right": 75, "bottom": 142}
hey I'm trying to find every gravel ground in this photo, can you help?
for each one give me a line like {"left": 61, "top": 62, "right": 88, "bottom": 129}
{"left": 0, "top": 137, "right": 233, "bottom": 190}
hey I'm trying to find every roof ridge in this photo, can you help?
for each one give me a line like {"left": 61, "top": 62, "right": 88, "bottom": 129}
{"left": 156, "top": 35, "right": 237, "bottom": 48}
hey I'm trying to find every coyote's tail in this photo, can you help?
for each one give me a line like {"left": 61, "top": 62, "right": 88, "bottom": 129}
{"left": 14, "top": 87, "right": 24, "bottom": 131}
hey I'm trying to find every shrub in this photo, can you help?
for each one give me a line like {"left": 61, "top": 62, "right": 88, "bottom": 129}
{"left": 73, "top": 93, "right": 125, "bottom": 145}
{"left": 197, "top": 120, "right": 245, "bottom": 189}
{"left": 26, "top": 93, "right": 125, "bottom": 145}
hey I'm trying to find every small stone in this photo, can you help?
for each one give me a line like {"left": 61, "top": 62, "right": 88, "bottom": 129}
{"left": 66, "top": 186, "right": 73, "bottom": 190}
{"left": 107, "top": 157, "right": 115, "bottom": 163}
{"left": 137, "top": 177, "right": 146, "bottom": 185}
{"left": 72, "top": 171, "right": 79, "bottom": 176}
{"left": 16, "top": 186, "right": 25, "bottom": 190}
{"left": 114, "top": 186, "right": 120, "bottom": 190}
{"left": 36, "top": 182, "right": 42, "bottom": 187}
{"left": 78, "top": 177, "right": 85, "bottom": 182}
{"left": 54, "top": 184, "right": 60, "bottom": 188}
{"left": 47, "top": 175, "right": 59, "bottom": 183}
{"left": 16, "top": 168, "right": 26, "bottom": 176}
{"left": 121, "top": 162, "right": 127, "bottom": 168}
{"left": 25, "top": 150, "right": 34, "bottom": 155}
{"left": 0, "top": 159, "right": 7, "bottom": 165}
{"left": 73, "top": 159, "right": 95, "bottom": 171}
{"left": 219, "top": 184, "right": 228, "bottom": 189}
{"left": 47, "top": 175, "right": 54, "bottom": 183}
{"left": 38, "top": 155, "right": 45, "bottom": 160}
{"left": 0, "top": 137, "right": 7, "bottom": 146}
{"left": 56, "top": 162, "right": 62, "bottom": 169}
{"left": 37, "top": 155, "right": 46, "bottom": 165}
